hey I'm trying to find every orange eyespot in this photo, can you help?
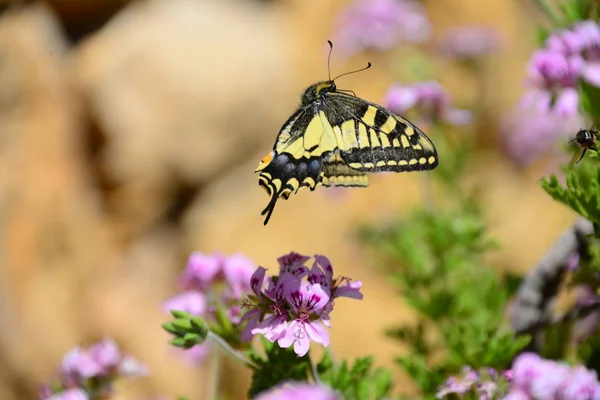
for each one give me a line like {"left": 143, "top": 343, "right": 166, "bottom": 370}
{"left": 261, "top": 151, "right": 274, "bottom": 164}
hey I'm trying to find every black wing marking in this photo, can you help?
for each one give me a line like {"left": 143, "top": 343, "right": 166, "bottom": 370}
{"left": 322, "top": 92, "right": 438, "bottom": 173}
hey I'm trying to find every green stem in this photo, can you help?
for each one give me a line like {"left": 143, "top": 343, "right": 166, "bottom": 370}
{"left": 206, "top": 351, "right": 221, "bottom": 400}
{"left": 306, "top": 352, "right": 322, "bottom": 384}
{"left": 208, "top": 331, "right": 258, "bottom": 369}
{"left": 533, "top": 0, "right": 563, "bottom": 25}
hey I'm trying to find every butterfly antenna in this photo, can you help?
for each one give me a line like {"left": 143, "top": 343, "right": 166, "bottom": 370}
{"left": 331, "top": 62, "right": 372, "bottom": 82}
{"left": 327, "top": 40, "right": 334, "bottom": 81}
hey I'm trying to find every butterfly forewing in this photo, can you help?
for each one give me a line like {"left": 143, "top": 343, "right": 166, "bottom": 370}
{"left": 323, "top": 92, "right": 438, "bottom": 172}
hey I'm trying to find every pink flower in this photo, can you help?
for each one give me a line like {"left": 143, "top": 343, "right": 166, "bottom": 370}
{"left": 163, "top": 291, "right": 207, "bottom": 316}
{"left": 46, "top": 339, "right": 146, "bottom": 399}
{"left": 501, "top": 90, "right": 583, "bottom": 167}
{"left": 180, "top": 252, "right": 222, "bottom": 290}
{"left": 522, "top": 20, "right": 600, "bottom": 116}
{"left": 333, "top": 0, "right": 431, "bottom": 58}
{"left": 255, "top": 382, "right": 341, "bottom": 400}
{"left": 278, "top": 280, "right": 331, "bottom": 356}
{"left": 277, "top": 252, "right": 311, "bottom": 278}
{"left": 241, "top": 253, "right": 362, "bottom": 356}
{"left": 438, "top": 25, "right": 503, "bottom": 59}
{"left": 384, "top": 81, "right": 472, "bottom": 125}
{"left": 501, "top": 389, "right": 530, "bottom": 400}
{"left": 87, "top": 338, "right": 121, "bottom": 373}
{"left": 562, "top": 366, "right": 600, "bottom": 400}
{"left": 223, "top": 253, "right": 255, "bottom": 299}
{"left": 43, "top": 388, "right": 89, "bottom": 400}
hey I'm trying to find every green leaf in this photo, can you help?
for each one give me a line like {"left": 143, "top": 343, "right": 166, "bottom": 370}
{"left": 318, "top": 352, "right": 394, "bottom": 400}
{"left": 246, "top": 340, "right": 310, "bottom": 398}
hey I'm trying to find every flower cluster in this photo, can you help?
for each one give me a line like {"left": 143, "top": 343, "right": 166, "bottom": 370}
{"left": 163, "top": 251, "right": 255, "bottom": 363}
{"left": 384, "top": 80, "right": 472, "bottom": 125}
{"left": 523, "top": 20, "right": 600, "bottom": 117}
{"left": 437, "top": 25, "right": 503, "bottom": 60}
{"left": 255, "top": 382, "right": 341, "bottom": 400}
{"left": 504, "top": 352, "right": 600, "bottom": 399}
{"left": 241, "top": 252, "right": 363, "bottom": 357}
{"left": 436, "top": 366, "right": 509, "bottom": 399}
{"left": 500, "top": 92, "right": 583, "bottom": 167}
{"left": 333, "top": 0, "right": 431, "bottom": 57}
{"left": 39, "top": 339, "right": 147, "bottom": 400}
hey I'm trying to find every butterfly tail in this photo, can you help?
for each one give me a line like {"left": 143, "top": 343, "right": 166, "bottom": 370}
{"left": 261, "top": 194, "right": 279, "bottom": 225}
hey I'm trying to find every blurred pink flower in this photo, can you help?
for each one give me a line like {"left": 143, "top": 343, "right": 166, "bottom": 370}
{"left": 43, "top": 339, "right": 146, "bottom": 399}
{"left": 333, "top": 0, "right": 431, "bottom": 57}
{"left": 164, "top": 251, "right": 256, "bottom": 364}
{"left": 44, "top": 388, "right": 89, "bottom": 400}
{"left": 163, "top": 290, "right": 206, "bottom": 316}
{"left": 523, "top": 20, "right": 600, "bottom": 116}
{"left": 438, "top": 25, "right": 503, "bottom": 59}
{"left": 384, "top": 81, "right": 472, "bottom": 125}
{"left": 501, "top": 90, "right": 583, "bottom": 167}
{"left": 255, "top": 382, "right": 341, "bottom": 400}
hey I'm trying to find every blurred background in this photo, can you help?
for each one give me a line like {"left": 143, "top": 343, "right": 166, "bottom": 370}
{"left": 0, "top": 0, "right": 581, "bottom": 398}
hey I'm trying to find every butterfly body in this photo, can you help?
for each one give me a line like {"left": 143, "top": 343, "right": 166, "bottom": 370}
{"left": 256, "top": 78, "right": 438, "bottom": 225}
{"left": 570, "top": 127, "right": 599, "bottom": 165}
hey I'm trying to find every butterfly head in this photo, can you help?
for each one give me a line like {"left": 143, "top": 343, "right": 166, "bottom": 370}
{"left": 301, "top": 81, "right": 337, "bottom": 106}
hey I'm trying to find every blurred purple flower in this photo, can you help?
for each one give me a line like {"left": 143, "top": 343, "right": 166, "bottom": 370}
{"left": 438, "top": 25, "right": 503, "bottom": 59}
{"left": 563, "top": 366, "right": 600, "bottom": 400}
{"left": 42, "top": 339, "right": 146, "bottom": 400}
{"left": 436, "top": 366, "right": 481, "bottom": 398}
{"left": 164, "top": 251, "right": 256, "bottom": 364}
{"left": 333, "top": 0, "right": 431, "bottom": 57}
{"left": 223, "top": 253, "right": 255, "bottom": 299}
{"left": 506, "top": 352, "right": 600, "bottom": 400}
{"left": 501, "top": 90, "right": 583, "bottom": 167}
{"left": 255, "top": 382, "right": 341, "bottom": 400}
{"left": 241, "top": 252, "right": 362, "bottom": 357}
{"left": 180, "top": 252, "right": 222, "bottom": 290}
{"left": 163, "top": 291, "right": 206, "bottom": 316}
{"left": 523, "top": 20, "right": 600, "bottom": 116}
{"left": 43, "top": 388, "right": 89, "bottom": 400}
{"left": 384, "top": 80, "right": 472, "bottom": 125}
{"left": 501, "top": 389, "right": 530, "bottom": 400}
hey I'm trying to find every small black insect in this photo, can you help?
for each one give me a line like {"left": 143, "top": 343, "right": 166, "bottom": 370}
{"left": 570, "top": 126, "right": 599, "bottom": 165}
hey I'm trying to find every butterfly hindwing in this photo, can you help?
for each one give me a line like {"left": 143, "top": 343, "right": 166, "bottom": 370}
{"left": 256, "top": 105, "right": 337, "bottom": 224}
{"left": 322, "top": 152, "right": 369, "bottom": 188}
{"left": 323, "top": 92, "right": 438, "bottom": 172}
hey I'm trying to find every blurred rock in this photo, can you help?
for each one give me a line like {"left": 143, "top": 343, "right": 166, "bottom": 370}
{"left": 0, "top": 2, "right": 116, "bottom": 397}
{"left": 72, "top": 0, "right": 296, "bottom": 241}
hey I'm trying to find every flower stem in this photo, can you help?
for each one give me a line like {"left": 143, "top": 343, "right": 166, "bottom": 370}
{"left": 206, "top": 351, "right": 221, "bottom": 400}
{"left": 208, "top": 331, "right": 258, "bottom": 369}
{"left": 533, "top": 0, "right": 562, "bottom": 25}
{"left": 306, "top": 352, "right": 322, "bottom": 384}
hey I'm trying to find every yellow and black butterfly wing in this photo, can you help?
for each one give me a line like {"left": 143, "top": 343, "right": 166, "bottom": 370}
{"left": 255, "top": 106, "right": 338, "bottom": 224}
{"left": 321, "top": 152, "right": 369, "bottom": 188}
{"left": 323, "top": 91, "right": 438, "bottom": 172}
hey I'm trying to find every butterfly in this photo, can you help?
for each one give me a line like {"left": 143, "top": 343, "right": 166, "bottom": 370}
{"left": 255, "top": 41, "right": 439, "bottom": 225}
{"left": 570, "top": 125, "right": 599, "bottom": 165}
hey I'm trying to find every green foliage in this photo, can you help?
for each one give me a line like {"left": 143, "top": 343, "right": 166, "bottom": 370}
{"left": 539, "top": 155, "right": 600, "bottom": 230}
{"left": 317, "top": 352, "right": 393, "bottom": 400}
{"left": 360, "top": 199, "right": 528, "bottom": 397}
{"left": 246, "top": 337, "right": 310, "bottom": 398}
